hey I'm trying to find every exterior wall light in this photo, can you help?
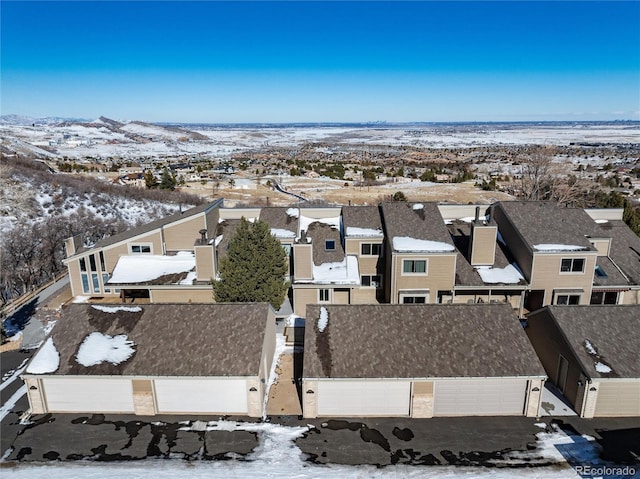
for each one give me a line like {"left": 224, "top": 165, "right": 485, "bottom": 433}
{"left": 249, "top": 387, "right": 257, "bottom": 392}
{"left": 306, "top": 389, "right": 315, "bottom": 394}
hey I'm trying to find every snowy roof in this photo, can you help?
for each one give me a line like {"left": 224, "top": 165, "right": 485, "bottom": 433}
{"left": 303, "top": 304, "right": 546, "bottom": 379}
{"left": 528, "top": 305, "right": 640, "bottom": 379}
{"left": 380, "top": 202, "right": 455, "bottom": 252}
{"left": 107, "top": 252, "right": 195, "bottom": 285}
{"left": 342, "top": 206, "right": 383, "bottom": 237}
{"left": 259, "top": 207, "right": 298, "bottom": 237}
{"left": 24, "top": 303, "right": 274, "bottom": 377}
{"left": 297, "top": 256, "right": 360, "bottom": 285}
{"left": 494, "top": 202, "right": 595, "bottom": 252}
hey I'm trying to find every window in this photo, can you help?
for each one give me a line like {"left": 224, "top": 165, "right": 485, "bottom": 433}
{"left": 131, "top": 244, "right": 152, "bottom": 254}
{"left": 560, "top": 258, "right": 585, "bottom": 273}
{"left": 361, "top": 274, "right": 382, "bottom": 288}
{"left": 89, "top": 254, "right": 97, "bottom": 272}
{"left": 81, "top": 273, "right": 90, "bottom": 294}
{"left": 91, "top": 273, "right": 100, "bottom": 293}
{"left": 361, "top": 243, "right": 382, "bottom": 256}
{"left": 319, "top": 289, "right": 330, "bottom": 302}
{"left": 79, "top": 258, "right": 87, "bottom": 272}
{"left": 590, "top": 291, "right": 618, "bottom": 305}
{"left": 594, "top": 265, "right": 607, "bottom": 278}
{"left": 99, "top": 251, "right": 107, "bottom": 271}
{"left": 556, "top": 294, "right": 580, "bottom": 305}
{"left": 401, "top": 296, "right": 427, "bottom": 304}
{"left": 403, "top": 259, "right": 427, "bottom": 274}
{"left": 325, "top": 240, "right": 336, "bottom": 251}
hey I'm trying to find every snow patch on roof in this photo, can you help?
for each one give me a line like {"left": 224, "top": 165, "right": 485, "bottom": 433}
{"left": 475, "top": 264, "right": 524, "bottom": 284}
{"left": 393, "top": 236, "right": 455, "bottom": 253}
{"left": 305, "top": 256, "right": 360, "bottom": 285}
{"left": 584, "top": 340, "right": 597, "bottom": 355}
{"left": 107, "top": 253, "right": 195, "bottom": 284}
{"left": 178, "top": 271, "right": 197, "bottom": 285}
{"left": 594, "top": 362, "right": 612, "bottom": 374}
{"left": 26, "top": 338, "right": 60, "bottom": 374}
{"left": 286, "top": 208, "right": 299, "bottom": 218}
{"left": 318, "top": 307, "right": 329, "bottom": 332}
{"left": 345, "top": 226, "right": 383, "bottom": 237}
{"left": 214, "top": 235, "right": 224, "bottom": 247}
{"left": 533, "top": 244, "right": 588, "bottom": 252}
{"left": 76, "top": 332, "right": 135, "bottom": 367}
{"left": 594, "top": 219, "right": 609, "bottom": 224}
{"left": 91, "top": 305, "right": 142, "bottom": 314}
{"left": 271, "top": 228, "right": 296, "bottom": 238}
{"left": 299, "top": 215, "right": 342, "bottom": 238}
{"left": 412, "top": 203, "right": 424, "bottom": 210}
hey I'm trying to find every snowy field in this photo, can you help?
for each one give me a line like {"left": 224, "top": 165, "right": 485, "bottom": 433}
{"left": 2, "top": 122, "right": 638, "bottom": 160}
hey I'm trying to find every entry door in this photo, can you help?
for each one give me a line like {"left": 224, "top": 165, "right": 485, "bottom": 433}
{"left": 557, "top": 355, "right": 569, "bottom": 393}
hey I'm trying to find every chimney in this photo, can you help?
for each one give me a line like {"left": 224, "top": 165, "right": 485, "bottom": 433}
{"left": 199, "top": 228, "right": 208, "bottom": 244}
{"left": 468, "top": 209, "right": 497, "bottom": 266}
{"left": 64, "top": 234, "right": 83, "bottom": 257}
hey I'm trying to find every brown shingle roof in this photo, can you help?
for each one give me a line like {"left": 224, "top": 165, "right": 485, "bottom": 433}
{"left": 342, "top": 205, "right": 383, "bottom": 233}
{"left": 39, "top": 303, "right": 270, "bottom": 377}
{"left": 493, "top": 202, "right": 595, "bottom": 252}
{"left": 215, "top": 219, "right": 242, "bottom": 261}
{"left": 380, "top": 202, "right": 454, "bottom": 250}
{"left": 306, "top": 222, "right": 345, "bottom": 265}
{"left": 594, "top": 220, "right": 640, "bottom": 285}
{"left": 259, "top": 207, "right": 299, "bottom": 236}
{"left": 533, "top": 305, "right": 640, "bottom": 379}
{"left": 303, "top": 304, "right": 546, "bottom": 379}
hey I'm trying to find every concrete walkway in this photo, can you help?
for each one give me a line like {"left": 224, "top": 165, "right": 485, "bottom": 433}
{"left": 266, "top": 352, "right": 302, "bottom": 416}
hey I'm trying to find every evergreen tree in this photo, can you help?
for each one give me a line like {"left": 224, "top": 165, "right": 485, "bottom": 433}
{"left": 144, "top": 170, "right": 158, "bottom": 189}
{"left": 213, "top": 218, "right": 289, "bottom": 309}
{"left": 159, "top": 167, "right": 176, "bottom": 190}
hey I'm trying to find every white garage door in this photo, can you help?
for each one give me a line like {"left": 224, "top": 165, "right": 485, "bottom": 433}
{"left": 594, "top": 381, "right": 640, "bottom": 417}
{"left": 317, "top": 381, "right": 410, "bottom": 416}
{"left": 434, "top": 379, "right": 527, "bottom": 416}
{"left": 43, "top": 378, "right": 134, "bottom": 413}
{"left": 154, "top": 379, "right": 248, "bottom": 414}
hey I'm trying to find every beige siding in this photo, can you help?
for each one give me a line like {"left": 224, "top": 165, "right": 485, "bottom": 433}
{"left": 345, "top": 238, "right": 384, "bottom": 276}
{"left": 195, "top": 245, "right": 215, "bottom": 281}
{"left": 293, "top": 288, "right": 318, "bottom": 316}
{"left": 351, "top": 287, "right": 379, "bottom": 304}
{"left": 531, "top": 253, "right": 597, "bottom": 305}
{"left": 132, "top": 379, "right": 156, "bottom": 415}
{"left": 392, "top": 254, "right": 456, "bottom": 304}
{"left": 333, "top": 289, "right": 350, "bottom": 305}
{"left": 68, "top": 259, "right": 83, "bottom": 297}
{"left": 302, "top": 380, "right": 318, "bottom": 418}
{"left": 25, "top": 378, "right": 46, "bottom": 414}
{"left": 150, "top": 289, "right": 214, "bottom": 304}
{"left": 411, "top": 381, "right": 434, "bottom": 418}
{"left": 593, "top": 380, "right": 640, "bottom": 417}
{"left": 469, "top": 225, "right": 497, "bottom": 266}
{"left": 126, "top": 231, "right": 163, "bottom": 256}
{"left": 102, "top": 243, "right": 129, "bottom": 272}
{"left": 525, "top": 379, "right": 545, "bottom": 417}
{"left": 622, "top": 289, "right": 640, "bottom": 305}
{"left": 163, "top": 215, "right": 205, "bottom": 251}
{"left": 293, "top": 244, "right": 313, "bottom": 281}
{"left": 588, "top": 238, "right": 611, "bottom": 256}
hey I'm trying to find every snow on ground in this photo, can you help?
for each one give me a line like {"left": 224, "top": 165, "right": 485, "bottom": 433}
{"left": 91, "top": 305, "right": 142, "bottom": 313}
{"left": 308, "top": 256, "right": 360, "bottom": 285}
{"left": 284, "top": 314, "right": 305, "bottom": 327}
{"left": 25, "top": 338, "right": 60, "bottom": 374}
{"left": 393, "top": 237, "right": 455, "bottom": 253}
{"left": 533, "top": 244, "right": 589, "bottom": 252}
{"left": 475, "top": 264, "right": 524, "bottom": 284}
{"left": 76, "top": 332, "right": 135, "bottom": 367}
{"left": 107, "top": 253, "right": 195, "bottom": 284}
{"left": 1, "top": 418, "right": 604, "bottom": 478}
{"left": 0, "top": 385, "right": 27, "bottom": 423}
{"left": 0, "top": 359, "right": 29, "bottom": 393}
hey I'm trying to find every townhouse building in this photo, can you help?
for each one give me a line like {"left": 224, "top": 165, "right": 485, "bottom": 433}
{"left": 62, "top": 199, "right": 640, "bottom": 316}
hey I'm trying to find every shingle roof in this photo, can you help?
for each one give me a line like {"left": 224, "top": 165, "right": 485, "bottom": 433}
{"left": 74, "top": 200, "right": 222, "bottom": 255}
{"left": 593, "top": 220, "right": 640, "bottom": 285}
{"left": 380, "top": 202, "right": 454, "bottom": 250}
{"left": 493, "top": 202, "right": 595, "bottom": 252}
{"left": 36, "top": 303, "right": 271, "bottom": 377}
{"left": 259, "top": 207, "right": 299, "bottom": 236}
{"left": 303, "top": 304, "right": 545, "bottom": 379}
{"left": 306, "top": 222, "right": 345, "bottom": 265}
{"left": 215, "top": 219, "right": 242, "bottom": 261}
{"left": 534, "top": 305, "right": 640, "bottom": 379}
{"left": 593, "top": 257, "right": 630, "bottom": 286}
{"left": 342, "top": 206, "right": 383, "bottom": 234}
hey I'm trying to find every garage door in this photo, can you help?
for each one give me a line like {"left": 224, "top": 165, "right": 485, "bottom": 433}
{"left": 43, "top": 378, "right": 134, "bottom": 413}
{"left": 594, "top": 381, "right": 640, "bottom": 417}
{"left": 154, "top": 379, "right": 248, "bottom": 414}
{"left": 434, "top": 379, "right": 527, "bottom": 416}
{"left": 317, "top": 381, "right": 410, "bottom": 416}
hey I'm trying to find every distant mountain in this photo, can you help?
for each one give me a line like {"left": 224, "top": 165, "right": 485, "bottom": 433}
{"left": 0, "top": 114, "right": 90, "bottom": 126}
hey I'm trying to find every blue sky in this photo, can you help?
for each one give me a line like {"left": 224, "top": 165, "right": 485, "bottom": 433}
{"left": 1, "top": 1, "right": 639, "bottom": 122}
